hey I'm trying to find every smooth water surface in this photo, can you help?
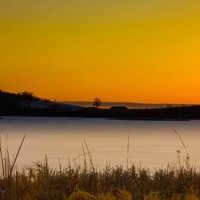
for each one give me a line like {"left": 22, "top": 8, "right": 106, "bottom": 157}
{"left": 0, "top": 117, "right": 200, "bottom": 170}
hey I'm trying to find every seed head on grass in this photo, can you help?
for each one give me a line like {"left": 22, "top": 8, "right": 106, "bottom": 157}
{"left": 144, "top": 192, "right": 161, "bottom": 200}
{"left": 111, "top": 189, "right": 132, "bottom": 200}
{"left": 67, "top": 191, "right": 96, "bottom": 200}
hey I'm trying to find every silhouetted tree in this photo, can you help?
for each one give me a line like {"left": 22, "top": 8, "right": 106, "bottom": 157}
{"left": 93, "top": 97, "right": 102, "bottom": 108}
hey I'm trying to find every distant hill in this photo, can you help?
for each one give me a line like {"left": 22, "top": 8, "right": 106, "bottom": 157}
{"left": 0, "top": 90, "right": 81, "bottom": 115}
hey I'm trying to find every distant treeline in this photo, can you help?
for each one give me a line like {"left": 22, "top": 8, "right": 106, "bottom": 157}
{"left": 0, "top": 90, "right": 45, "bottom": 113}
{"left": 0, "top": 90, "right": 46, "bottom": 102}
{"left": 0, "top": 90, "right": 79, "bottom": 115}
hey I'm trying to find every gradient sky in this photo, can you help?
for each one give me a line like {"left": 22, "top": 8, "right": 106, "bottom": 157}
{"left": 1, "top": 0, "right": 200, "bottom": 103}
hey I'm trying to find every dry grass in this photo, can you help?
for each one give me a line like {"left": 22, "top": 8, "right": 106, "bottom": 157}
{"left": 0, "top": 160, "right": 200, "bottom": 200}
{"left": 0, "top": 131, "right": 200, "bottom": 200}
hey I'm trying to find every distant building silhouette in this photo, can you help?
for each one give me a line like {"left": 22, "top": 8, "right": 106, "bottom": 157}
{"left": 110, "top": 106, "right": 128, "bottom": 111}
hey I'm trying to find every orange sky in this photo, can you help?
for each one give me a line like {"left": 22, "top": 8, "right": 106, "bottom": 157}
{"left": 1, "top": 0, "right": 200, "bottom": 103}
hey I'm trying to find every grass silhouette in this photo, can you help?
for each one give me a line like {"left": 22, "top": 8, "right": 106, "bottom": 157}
{"left": 0, "top": 134, "right": 200, "bottom": 200}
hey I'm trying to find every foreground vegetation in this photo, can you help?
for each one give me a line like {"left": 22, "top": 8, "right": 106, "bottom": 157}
{"left": 1, "top": 162, "right": 200, "bottom": 200}
{"left": 1, "top": 133, "right": 200, "bottom": 200}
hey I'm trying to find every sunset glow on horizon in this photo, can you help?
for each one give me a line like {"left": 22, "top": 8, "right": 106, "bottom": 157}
{"left": 1, "top": 0, "right": 200, "bottom": 104}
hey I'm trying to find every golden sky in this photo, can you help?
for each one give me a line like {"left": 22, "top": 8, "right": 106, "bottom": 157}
{"left": 1, "top": 0, "right": 200, "bottom": 103}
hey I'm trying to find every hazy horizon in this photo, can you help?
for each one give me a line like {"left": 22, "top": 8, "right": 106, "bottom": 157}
{"left": 1, "top": 89, "right": 198, "bottom": 106}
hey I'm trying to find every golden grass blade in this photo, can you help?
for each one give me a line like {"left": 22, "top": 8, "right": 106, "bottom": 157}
{"left": 0, "top": 135, "right": 5, "bottom": 177}
{"left": 9, "top": 135, "right": 26, "bottom": 177}
{"left": 84, "top": 139, "right": 95, "bottom": 172}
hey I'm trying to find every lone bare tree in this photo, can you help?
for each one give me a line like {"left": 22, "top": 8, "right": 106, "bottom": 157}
{"left": 93, "top": 97, "right": 101, "bottom": 108}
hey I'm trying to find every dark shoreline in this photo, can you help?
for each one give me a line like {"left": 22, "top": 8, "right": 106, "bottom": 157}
{"left": 1, "top": 90, "right": 200, "bottom": 121}
{"left": 1, "top": 105, "right": 200, "bottom": 121}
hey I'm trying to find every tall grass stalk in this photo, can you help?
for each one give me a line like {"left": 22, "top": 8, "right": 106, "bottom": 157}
{"left": 0, "top": 135, "right": 26, "bottom": 178}
{"left": 172, "top": 129, "right": 190, "bottom": 169}
{"left": 126, "top": 135, "right": 130, "bottom": 170}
